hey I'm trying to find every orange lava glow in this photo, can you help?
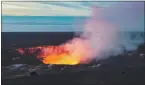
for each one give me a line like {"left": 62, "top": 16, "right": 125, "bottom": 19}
{"left": 41, "top": 54, "right": 80, "bottom": 65}
{"left": 16, "top": 38, "right": 92, "bottom": 65}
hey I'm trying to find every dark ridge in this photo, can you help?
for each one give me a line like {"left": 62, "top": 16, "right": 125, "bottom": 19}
{"left": 1, "top": 32, "right": 75, "bottom": 48}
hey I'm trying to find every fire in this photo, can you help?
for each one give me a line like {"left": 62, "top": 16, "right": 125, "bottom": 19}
{"left": 16, "top": 38, "right": 92, "bottom": 65}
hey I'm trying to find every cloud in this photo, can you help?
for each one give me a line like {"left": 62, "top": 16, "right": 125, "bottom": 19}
{"left": 101, "top": 2, "right": 144, "bottom": 31}
{"left": 2, "top": 2, "right": 88, "bottom": 16}
{"left": 2, "top": 2, "right": 115, "bottom": 16}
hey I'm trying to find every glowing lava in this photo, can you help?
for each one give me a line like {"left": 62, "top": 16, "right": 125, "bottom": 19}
{"left": 16, "top": 38, "right": 92, "bottom": 65}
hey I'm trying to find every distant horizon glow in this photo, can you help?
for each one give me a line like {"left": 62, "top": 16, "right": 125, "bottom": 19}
{"left": 2, "top": 2, "right": 116, "bottom": 16}
{"left": 1, "top": 2, "right": 144, "bottom": 32}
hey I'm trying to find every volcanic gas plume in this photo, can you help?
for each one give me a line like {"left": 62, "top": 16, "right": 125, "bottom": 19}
{"left": 17, "top": 6, "right": 120, "bottom": 65}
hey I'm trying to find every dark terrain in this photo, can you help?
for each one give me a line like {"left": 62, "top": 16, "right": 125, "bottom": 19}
{"left": 1, "top": 32, "right": 74, "bottom": 65}
{"left": 1, "top": 32, "right": 145, "bottom": 85}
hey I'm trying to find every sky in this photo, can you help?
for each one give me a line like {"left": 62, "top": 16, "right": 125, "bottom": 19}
{"left": 1, "top": 1, "right": 145, "bottom": 32}
{"left": 2, "top": 2, "right": 117, "bottom": 16}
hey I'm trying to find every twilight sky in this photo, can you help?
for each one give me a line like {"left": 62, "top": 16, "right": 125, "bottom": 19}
{"left": 2, "top": 1, "right": 144, "bottom": 32}
{"left": 2, "top": 2, "right": 117, "bottom": 16}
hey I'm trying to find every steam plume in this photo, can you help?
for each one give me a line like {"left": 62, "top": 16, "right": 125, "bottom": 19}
{"left": 73, "top": 6, "right": 136, "bottom": 61}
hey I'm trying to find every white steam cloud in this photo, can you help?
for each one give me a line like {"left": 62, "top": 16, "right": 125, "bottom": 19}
{"left": 60, "top": 5, "right": 144, "bottom": 64}
{"left": 74, "top": 6, "right": 141, "bottom": 61}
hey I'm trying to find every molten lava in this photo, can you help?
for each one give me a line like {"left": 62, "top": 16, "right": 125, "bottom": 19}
{"left": 16, "top": 38, "right": 92, "bottom": 65}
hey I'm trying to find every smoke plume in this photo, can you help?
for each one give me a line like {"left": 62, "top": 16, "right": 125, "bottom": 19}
{"left": 73, "top": 6, "right": 133, "bottom": 61}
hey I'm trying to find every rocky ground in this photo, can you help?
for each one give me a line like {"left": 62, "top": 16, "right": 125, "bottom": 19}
{"left": 2, "top": 32, "right": 145, "bottom": 85}
{"left": 2, "top": 43, "right": 145, "bottom": 85}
